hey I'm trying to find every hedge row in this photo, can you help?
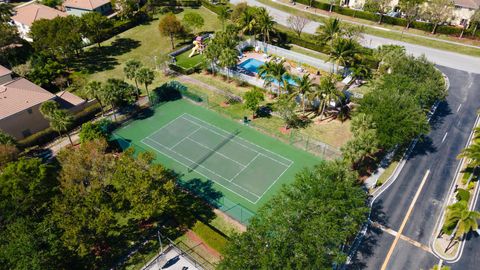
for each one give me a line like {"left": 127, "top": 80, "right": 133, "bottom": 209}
{"left": 168, "top": 62, "right": 204, "bottom": 74}
{"left": 200, "top": 0, "right": 227, "bottom": 14}
{"left": 18, "top": 102, "right": 102, "bottom": 148}
{"left": 295, "top": 0, "right": 472, "bottom": 38}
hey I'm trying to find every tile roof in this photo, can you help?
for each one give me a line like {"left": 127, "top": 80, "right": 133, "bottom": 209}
{"left": 454, "top": 0, "right": 480, "bottom": 9}
{"left": 11, "top": 3, "right": 67, "bottom": 27}
{"left": 0, "top": 65, "right": 12, "bottom": 77}
{"left": 0, "top": 67, "right": 55, "bottom": 119}
{"left": 63, "top": 0, "right": 110, "bottom": 10}
{"left": 56, "top": 90, "right": 86, "bottom": 107}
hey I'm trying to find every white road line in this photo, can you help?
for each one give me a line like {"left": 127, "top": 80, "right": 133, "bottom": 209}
{"left": 381, "top": 170, "right": 431, "bottom": 270}
{"left": 457, "top": 104, "right": 462, "bottom": 112}
{"left": 441, "top": 132, "right": 448, "bottom": 143}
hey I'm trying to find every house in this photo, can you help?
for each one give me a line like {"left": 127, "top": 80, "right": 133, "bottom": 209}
{"left": 11, "top": 3, "right": 67, "bottom": 42}
{"left": 0, "top": 65, "right": 87, "bottom": 140}
{"left": 452, "top": 0, "right": 479, "bottom": 26}
{"left": 63, "top": 0, "right": 113, "bottom": 16}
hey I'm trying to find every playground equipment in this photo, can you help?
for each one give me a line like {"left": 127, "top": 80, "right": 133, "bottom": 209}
{"left": 189, "top": 36, "right": 205, "bottom": 58}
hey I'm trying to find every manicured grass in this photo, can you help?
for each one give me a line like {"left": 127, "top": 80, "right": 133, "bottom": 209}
{"left": 257, "top": 0, "right": 480, "bottom": 57}
{"left": 376, "top": 161, "right": 399, "bottom": 187}
{"left": 191, "top": 221, "right": 228, "bottom": 253}
{"left": 175, "top": 50, "right": 205, "bottom": 69}
{"left": 289, "top": 44, "right": 329, "bottom": 61}
{"left": 74, "top": 8, "right": 221, "bottom": 94}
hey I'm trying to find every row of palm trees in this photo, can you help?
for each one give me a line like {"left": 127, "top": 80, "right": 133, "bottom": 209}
{"left": 440, "top": 126, "right": 480, "bottom": 251}
{"left": 258, "top": 60, "right": 344, "bottom": 119}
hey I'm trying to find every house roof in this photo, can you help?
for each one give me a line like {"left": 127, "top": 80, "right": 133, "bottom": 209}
{"left": 0, "top": 65, "right": 12, "bottom": 77}
{"left": 56, "top": 91, "right": 86, "bottom": 107}
{"left": 0, "top": 78, "right": 56, "bottom": 120}
{"left": 63, "top": 0, "right": 110, "bottom": 10}
{"left": 11, "top": 3, "right": 67, "bottom": 27}
{"left": 454, "top": 0, "right": 480, "bottom": 9}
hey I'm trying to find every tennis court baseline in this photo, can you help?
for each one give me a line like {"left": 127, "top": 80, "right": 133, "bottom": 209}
{"left": 141, "top": 113, "right": 293, "bottom": 204}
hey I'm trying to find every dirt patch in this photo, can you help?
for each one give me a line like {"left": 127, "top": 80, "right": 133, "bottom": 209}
{"left": 214, "top": 209, "right": 247, "bottom": 233}
{"left": 279, "top": 127, "right": 291, "bottom": 134}
{"left": 185, "top": 230, "right": 222, "bottom": 260}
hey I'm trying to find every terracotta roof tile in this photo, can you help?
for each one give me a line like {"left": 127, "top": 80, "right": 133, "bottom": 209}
{"left": 12, "top": 3, "right": 67, "bottom": 27}
{"left": 0, "top": 65, "right": 11, "bottom": 77}
{"left": 454, "top": 0, "right": 480, "bottom": 9}
{"left": 63, "top": 0, "right": 110, "bottom": 10}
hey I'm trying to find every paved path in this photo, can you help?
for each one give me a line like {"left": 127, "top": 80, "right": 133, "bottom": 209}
{"left": 233, "top": 0, "right": 480, "bottom": 73}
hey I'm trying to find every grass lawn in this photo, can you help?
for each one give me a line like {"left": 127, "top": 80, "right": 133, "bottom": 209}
{"left": 289, "top": 44, "right": 329, "bottom": 61}
{"left": 175, "top": 50, "right": 204, "bottom": 69}
{"left": 375, "top": 161, "right": 399, "bottom": 188}
{"left": 257, "top": 0, "right": 480, "bottom": 57}
{"left": 72, "top": 7, "right": 221, "bottom": 94}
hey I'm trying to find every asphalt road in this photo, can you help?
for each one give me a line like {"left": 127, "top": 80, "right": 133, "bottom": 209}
{"left": 348, "top": 68, "right": 480, "bottom": 269}
{"left": 231, "top": 0, "right": 480, "bottom": 73}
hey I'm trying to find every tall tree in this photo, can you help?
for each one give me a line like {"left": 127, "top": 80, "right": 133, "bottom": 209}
{"left": 218, "top": 47, "right": 238, "bottom": 79}
{"left": 258, "top": 60, "right": 291, "bottom": 95}
{"left": 182, "top": 12, "right": 205, "bottom": 35}
{"left": 315, "top": 75, "right": 343, "bottom": 118}
{"left": 83, "top": 81, "right": 106, "bottom": 115}
{"left": 458, "top": 142, "right": 480, "bottom": 168}
{"left": 80, "top": 12, "right": 113, "bottom": 47}
{"left": 101, "top": 78, "right": 136, "bottom": 121}
{"left": 328, "top": 38, "right": 362, "bottom": 71}
{"left": 292, "top": 74, "right": 314, "bottom": 115}
{"left": 363, "top": 0, "right": 392, "bottom": 24}
{"left": 316, "top": 17, "right": 343, "bottom": 45}
{"left": 243, "top": 88, "right": 265, "bottom": 118}
{"left": 442, "top": 201, "right": 480, "bottom": 250}
{"left": 158, "top": 13, "right": 184, "bottom": 49}
{"left": 40, "top": 101, "right": 75, "bottom": 145}
{"left": 135, "top": 67, "right": 155, "bottom": 100}
{"left": 123, "top": 59, "right": 143, "bottom": 97}
{"left": 0, "top": 3, "right": 14, "bottom": 23}
{"left": 238, "top": 6, "right": 258, "bottom": 37}
{"left": 287, "top": 15, "right": 310, "bottom": 38}
{"left": 217, "top": 6, "right": 230, "bottom": 31}
{"left": 469, "top": 9, "right": 480, "bottom": 37}
{"left": 255, "top": 7, "right": 275, "bottom": 43}
{"left": 399, "top": 0, "right": 426, "bottom": 29}
{"left": 421, "top": 0, "right": 454, "bottom": 34}
{"left": 219, "top": 161, "right": 368, "bottom": 269}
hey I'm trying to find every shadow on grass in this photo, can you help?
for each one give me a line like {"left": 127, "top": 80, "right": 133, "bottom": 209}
{"left": 72, "top": 38, "right": 141, "bottom": 74}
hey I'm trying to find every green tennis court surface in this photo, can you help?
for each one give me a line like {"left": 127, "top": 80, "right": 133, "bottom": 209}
{"left": 142, "top": 113, "right": 293, "bottom": 203}
{"left": 113, "top": 99, "right": 321, "bottom": 222}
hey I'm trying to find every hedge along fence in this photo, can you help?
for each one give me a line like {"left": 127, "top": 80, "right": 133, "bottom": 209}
{"left": 18, "top": 101, "right": 102, "bottom": 149}
{"left": 200, "top": 0, "right": 228, "bottom": 14}
{"left": 294, "top": 0, "right": 473, "bottom": 38}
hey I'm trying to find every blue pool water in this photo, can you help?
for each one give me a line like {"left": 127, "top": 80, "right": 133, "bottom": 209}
{"left": 237, "top": 58, "right": 297, "bottom": 86}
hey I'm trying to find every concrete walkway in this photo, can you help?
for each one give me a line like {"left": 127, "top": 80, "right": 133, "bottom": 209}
{"left": 233, "top": 0, "right": 480, "bottom": 73}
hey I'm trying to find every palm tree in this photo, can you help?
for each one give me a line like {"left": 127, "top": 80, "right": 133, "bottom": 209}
{"left": 238, "top": 7, "right": 257, "bottom": 37}
{"left": 328, "top": 38, "right": 361, "bottom": 72}
{"left": 458, "top": 142, "right": 480, "bottom": 168}
{"left": 0, "top": 3, "right": 14, "bottom": 23}
{"left": 255, "top": 7, "right": 275, "bottom": 43}
{"left": 258, "top": 60, "right": 291, "bottom": 96}
{"left": 312, "top": 75, "right": 343, "bottom": 119}
{"left": 442, "top": 201, "right": 480, "bottom": 252}
{"left": 218, "top": 6, "right": 230, "bottom": 31}
{"left": 135, "top": 67, "right": 155, "bottom": 101}
{"left": 316, "top": 18, "right": 343, "bottom": 45}
{"left": 124, "top": 59, "right": 143, "bottom": 97}
{"left": 292, "top": 74, "right": 314, "bottom": 116}
{"left": 83, "top": 81, "right": 105, "bottom": 116}
{"left": 218, "top": 48, "right": 238, "bottom": 79}
{"left": 40, "top": 101, "right": 74, "bottom": 146}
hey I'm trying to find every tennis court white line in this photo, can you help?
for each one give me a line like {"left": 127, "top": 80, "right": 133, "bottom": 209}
{"left": 142, "top": 137, "right": 262, "bottom": 203}
{"left": 185, "top": 137, "right": 247, "bottom": 169}
{"left": 253, "top": 162, "right": 293, "bottom": 204}
{"left": 170, "top": 127, "right": 202, "bottom": 150}
{"left": 145, "top": 113, "right": 188, "bottom": 141}
{"left": 229, "top": 153, "right": 260, "bottom": 182}
{"left": 181, "top": 114, "right": 293, "bottom": 167}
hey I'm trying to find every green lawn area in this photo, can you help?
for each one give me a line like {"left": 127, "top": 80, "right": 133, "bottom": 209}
{"left": 72, "top": 7, "right": 220, "bottom": 94}
{"left": 175, "top": 50, "right": 205, "bottom": 69}
{"left": 289, "top": 44, "right": 329, "bottom": 61}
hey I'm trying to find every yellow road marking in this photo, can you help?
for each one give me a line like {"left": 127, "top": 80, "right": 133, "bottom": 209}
{"left": 381, "top": 170, "right": 431, "bottom": 270}
{"left": 371, "top": 222, "right": 432, "bottom": 253}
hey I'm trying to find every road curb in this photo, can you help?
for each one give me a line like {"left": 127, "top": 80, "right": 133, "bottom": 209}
{"left": 430, "top": 113, "right": 480, "bottom": 262}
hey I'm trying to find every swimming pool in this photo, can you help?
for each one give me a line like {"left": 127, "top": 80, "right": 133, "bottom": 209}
{"left": 237, "top": 58, "right": 297, "bottom": 86}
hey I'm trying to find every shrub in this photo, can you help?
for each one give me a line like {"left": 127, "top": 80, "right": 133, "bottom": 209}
{"left": 456, "top": 188, "right": 470, "bottom": 202}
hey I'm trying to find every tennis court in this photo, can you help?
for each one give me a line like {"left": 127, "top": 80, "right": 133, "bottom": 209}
{"left": 142, "top": 113, "right": 293, "bottom": 204}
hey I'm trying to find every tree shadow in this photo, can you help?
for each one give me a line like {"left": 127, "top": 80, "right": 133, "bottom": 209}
{"left": 407, "top": 136, "right": 437, "bottom": 160}
{"left": 347, "top": 201, "right": 388, "bottom": 269}
{"left": 72, "top": 38, "right": 141, "bottom": 74}
{"left": 429, "top": 100, "right": 451, "bottom": 131}
{"left": 177, "top": 178, "right": 224, "bottom": 209}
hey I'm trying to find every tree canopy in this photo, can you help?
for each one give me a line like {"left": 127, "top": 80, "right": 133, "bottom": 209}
{"left": 219, "top": 161, "right": 368, "bottom": 269}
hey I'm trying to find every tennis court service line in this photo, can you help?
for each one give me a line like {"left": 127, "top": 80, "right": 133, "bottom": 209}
{"left": 181, "top": 114, "right": 293, "bottom": 167}
{"left": 144, "top": 113, "right": 188, "bottom": 141}
{"left": 230, "top": 153, "right": 261, "bottom": 182}
{"left": 170, "top": 127, "right": 202, "bottom": 150}
{"left": 255, "top": 162, "right": 293, "bottom": 204}
{"left": 142, "top": 137, "right": 263, "bottom": 203}
{"left": 185, "top": 137, "right": 248, "bottom": 169}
